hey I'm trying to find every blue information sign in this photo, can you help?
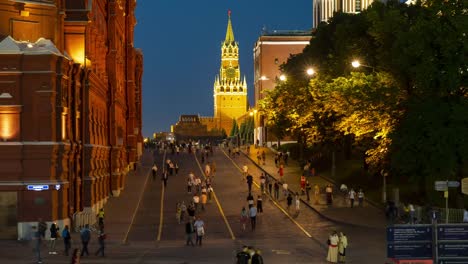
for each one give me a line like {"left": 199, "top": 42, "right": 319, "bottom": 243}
{"left": 27, "top": 185, "right": 49, "bottom": 191}
{"left": 387, "top": 243, "right": 433, "bottom": 259}
{"left": 438, "top": 243, "right": 468, "bottom": 257}
{"left": 387, "top": 226, "right": 433, "bottom": 242}
{"left": 437, "top": 225, "right": 468, "bottom": 241}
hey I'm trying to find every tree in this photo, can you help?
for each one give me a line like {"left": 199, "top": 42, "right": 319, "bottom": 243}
{"left": 229, "top": 119, "right": 239, "bottom": 137}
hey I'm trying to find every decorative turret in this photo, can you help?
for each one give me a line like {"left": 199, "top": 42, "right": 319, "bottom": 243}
{"left": 212, "top": 10, "right": 248, "bottom": 132}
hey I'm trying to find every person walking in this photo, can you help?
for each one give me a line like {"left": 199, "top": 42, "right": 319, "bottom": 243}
{"left": 194, "top": 217, "right": 205, "bottom": 246}
{"left": 97, "top": 208, "right": 105, "bottom": 228}
{"left": 278, "top": 164, "right": 284, "bottom": 179}
{"left": 282, "top": 181, "right": 289, "bottom": 199}
{"left": 259, "top": 173, "right": 266, "bottom": 194}
{"left": 49, "top": 223, "right": 59, "bottom": 254}
{"left": 38, "top": 218, "right": 47, "bottom": 239}
{"left": 185, "top": 220, "right": 195, "bottom": 246}
{"left": 295, "top": 193, "right": 300, "bottom": 213}
{"left": 267, "top": 176, "right": 273, "bottom": 195}
{"left": 274, "top": 181, "right": 280, "bottom": 200}
{"left": 187, "top": 203, "right": 196, "bottom": 220}
{"left": 326, "top": 231, "right": 339, "bottom": 263}
{"left": 314, "top": 184, "right": 321, "bottom": 204}
{"left": 162, "top": 170, "right": 168, "bottom": 187}
{"left": 246, "top": 174, "right": 253, "bottom": 193}
{"left": 338, "top": 232, "right": 348, "bottom": 263}
{"left": 152, "top": 163, "right": 158, "bottom": 180}
{"left": 31, "top": 226, "right": 43, "bottom": 264}
{"left": 201, "top": 188, "right": 207, "bottom": 211}
{"left": 193, "top": 193, "right": 200, "bottom": 212}
{"left": 62, "top": 225, "right": 71, "bottom": 256}
{"left": 240, "top": 207, "right": 248, "bottom": 231}
{"left": 95, "top": 229, "right": 106, "bottom": 257}
{"left": 305, "top": 181, "right": 311, "bottom": 201}
{"left": 180, "top": 201, "right": 187, "bottom": 223}
{"left": 358, "top": 189, "right": 364, "bottom": 207}
{"left": 261, "top": 150, "right": 266, "bottom": 165}
{"left": 175, "top": 163, "right": 179, "bottom": 175}
{"left": 257, "top": 195, "right": 263, "bottom": 213}
{"left": 187, "top": 178, "right": 193, "bottom": 194}
{"left": 249, "top": 204, "right": 257, "bottom": 231}
{"left": 287, "top": 193, "right": 293, "bottom": 211}
{"left": 300, "top": 175, "right": 306, "bottom": 195}
{"left": 326, "top": 185, "right": 333, "bottom": 205}
{"left": 80, "top": 224, "right": 91, "bottom": 257}
{"left": 247, "top": 192, "right": 254, "bottom": 209}
{"left": 349, "top": 188, "right": 356, "bottom": 208}
{"left": 242, "top": 165, "right": 248, "bottom": 182}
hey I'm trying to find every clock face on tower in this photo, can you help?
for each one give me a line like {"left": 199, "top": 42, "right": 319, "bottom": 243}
{"left": 226, "top": 68, "right": 236, "bottom": 79}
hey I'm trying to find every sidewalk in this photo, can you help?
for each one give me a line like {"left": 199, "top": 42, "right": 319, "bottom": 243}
{"left": 100, "top": 150, "right": 154, "bottom": 244}
{"left": 244, "top": 146, "right": 385, "bottom": 229}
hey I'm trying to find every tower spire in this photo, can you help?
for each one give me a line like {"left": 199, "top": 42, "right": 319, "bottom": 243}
{"left": 225, "top": 10, "right": 235, "bottom": 43}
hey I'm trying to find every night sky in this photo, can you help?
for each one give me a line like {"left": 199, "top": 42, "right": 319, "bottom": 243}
{"left": 134, "top": 1, "right": 313, "bottom": 137}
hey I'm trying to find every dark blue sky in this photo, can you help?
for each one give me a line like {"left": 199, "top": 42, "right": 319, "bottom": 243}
{"left": 134, "top": 1, "right": 313, "bottom": 137}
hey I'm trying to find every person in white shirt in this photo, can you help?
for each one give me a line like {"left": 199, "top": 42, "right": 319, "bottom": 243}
{"left": 193, "top": 217, "right": 205, "bottom": 246}
{"left": 349, "top": 188, "right": 356, "bottom": 208}
{"left": 326, "top": 231, "right": 339, "bottom": 263}
{"left": 249, "top": 205, "right": 257, "bottom": 231}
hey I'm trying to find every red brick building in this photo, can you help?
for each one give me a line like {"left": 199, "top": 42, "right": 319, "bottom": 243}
{"left": 253, "top": 31, "right": 311, "bottom": 145}
{"left": 0, "top": 0, "right": 143, "bottom": 239}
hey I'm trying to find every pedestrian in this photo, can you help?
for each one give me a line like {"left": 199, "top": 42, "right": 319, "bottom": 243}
{"left": 349, "top": 188, "right": 356, "bottom": 208}
{"left": 274, "top": 181, "right": 280, "bottom": 200}
{"left": 260, "top": 173, "right": 266, "bottom": 194}
{"left": 300, "top": 175, "right": 306, "bottom": 195}
{"left": 205, "top": 163, "right": 211, "bottom": 177}
{"left": 185, "top": 220, "right": 195, "bottom": 246}
{"left": 327, "top": 231, "right": 339, "bottom": 263}
{"left": 193, "top": 193, "right": 200, "bottom": 212}
{"left": 257, "top": 151, "right": 261, "bottom": 164}
{"left": 408, "top": 203, "right": 415, "bottom": 224}
{"left": 175, "top": 163, "right": 179, "bottom": 175}
{"left": 295, "top": 193, "right": 300, "bottom": 212}
{"left": 249, "top": 204, "right": 257, "bottom": 231}
{"left": 95, "top": 229, "right": 106, "bottom": 257}
{"left": 358, "top": 189, "right": 364, "bottom": 207}
{"left": 194, "top": 217, "right": 205, "bottom": 246}
{"left": 267, "top": 176, "right": 273, "bottom": 195}
{"left": 97, "top": 208, "right": 105, "bottom": 228}
{"left": 287, "top": 193, "right": 293, "bottom": 211}
{"left": 242, "top": 165, "right": 248, "bottom": 181}
{"left": 38, "top": 218, "right": 47, "bottom": 239}
{"left": 187, "top": 178, "right": 193, "bottom": 194}
{"left": 80, "top": 224, "right": 91, "bottom": 257}
{"left": 246, "top": 174, "right": 253, "bottom": 193}
{"left": 257, "top": 195, "right": 263, "bottom": 213}
{"left": 169, "top": 162, "right": 175, "bottom": 175}
{"left": 274, "top": 155, "right": 278, "bottom": 167}
{"left": 338, "top": 232, "right": 348, "bottom": 263}
{"left": 247, "top": 192, "right": 254, "bottom": 209}
{"left": 326, "top": 184, "right": 333, "bottom": 205}
{"left": 240, "top": 207, "right": 248, "bottom": 231}
{"left": 162, "top": 170, "right": 168, "bottom": 187}
{"left": 32, "top": 226, "right": 42, "bottom": 264}
{"left": 305, "top": 180, "right": 311, "bottom": 201}
{"left": 282, "top": 181, "right": 289, "bottom": 198}
{"left": 61, "top": 225, "right": 71, "bottom": 256}
{"left": 187, "top": 203, "right": 196, "bottom": 220}
{"left": 261, "top": 150, "right": 266, "bottom": 165}
{"left": 49, "top": 222, "right": 59, "bottom": 254}
{"left": 180, "top": 201, "right": 187, "bottom": 222}
{"left": 152, "top": 163, "right": 158, "bottom": 180}
{"left": 201, "top": 188, "right": 207, "bottom": 211}
{"left": 314, "top": 184, "right": 320, "bottom": 204}
{"left": 278, "top": 164, "right": 284, "bottom": 179}
{"left": 207, "top": 185, "right": 213, "bottom": 202}
{"left": 176, "top": 202, "right": 182, "bottom": 223}
{"left": 210, "top": 161, "right": 216, "bottom": 177}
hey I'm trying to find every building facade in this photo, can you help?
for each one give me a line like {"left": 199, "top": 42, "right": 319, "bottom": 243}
{"left": 313, "top": 0, "right": 375, "bottom": 28}
{"left": 253, "top": 31, "right": 311, "bottom": 145}
{"left": 0, "top": 0, "right": 143, "bottom": 239}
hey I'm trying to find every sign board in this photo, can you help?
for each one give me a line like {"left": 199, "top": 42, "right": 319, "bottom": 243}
{"left": 27, "top": 185, "right": 49, "bottom": 191}
{"left": 387, "top": 243, "right": 433, "bottom": 259}
{"left": 435, "top": 181, "right": 448, "bottom": 191}
{"left": 462, "top": 178, "right": 468, "bottom": 195}
{"left": 438, "top": 260, "right": 468, "bottom": 264}
{"left": 447, "top": 181, "right": 460, "bottom": 188}
{"left": 438, "top": 242, "right": 468, "bottom": 257}
{"left": 437, "top": 225, "right": 468, "bottom": 241}
{"left": 387, "top": 226, "right": 433, "bottom": 242}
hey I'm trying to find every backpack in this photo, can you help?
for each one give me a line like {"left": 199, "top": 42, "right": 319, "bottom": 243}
{"left": 252, "top": 253, "right": 264, "bottom": 264}
{"left": 236, "top": 251, "right": 250, "bottom": 264}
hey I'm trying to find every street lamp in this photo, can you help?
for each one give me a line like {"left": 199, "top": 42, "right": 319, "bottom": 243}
{"left": 351, "top": 60, "right": 374, "bottom": 70}
{"left": 279, "top": 74, "right": 287, "bottom": 81}
{"left": 306, "top": 68, "right": 316, "bottom": 76}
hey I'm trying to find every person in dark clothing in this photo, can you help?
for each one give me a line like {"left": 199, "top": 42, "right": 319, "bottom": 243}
{"left": 95, "top": 229, "right": 106, "bottom": 257}
{"left": 161, "top": 170, "right": 168, "bottom": 187}
{"left": 38, "top": 219, "right": 47, "bottom": 238}
{"left": 185, "top": 220, "right": 195, "bottom": 246}
{"left": 187, "top": 204, "right": 196, "bottom": 220}
{"left": 268, "top": 176, "right": 273, "bottom": 194}
{"left": 80, "top": 224, "right": 91, "bottom": 256}
{"left": 257, "top": 196, "right": 263, "bottom": 213}
{"left": 49, "top": 223, "right": 59, "bottom": 254}
{"left": 287, "top": 193, "right": 293, "bottom": 211}
{"left": 274, "top": 181, "right": 280, "bottom": 200}
{"left": 62, "top": 225, "right": 71, "bottom": 256}
{"left": 305, "top": 181, "right": 311, "bottom": 201}
{"left": 247, "top": 193, "right": 254, "bottom": 209}
{"left": 246, "top": 174, "right": 253, "bottom": 193}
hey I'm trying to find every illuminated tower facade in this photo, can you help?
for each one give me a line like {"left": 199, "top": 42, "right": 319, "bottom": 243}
{"left": 213, "top": 11, "right": 248, "bottom": 133}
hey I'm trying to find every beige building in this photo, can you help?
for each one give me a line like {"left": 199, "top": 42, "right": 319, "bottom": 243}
{"left": 313, "top": 0, "right": 375, "bottom": 28}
